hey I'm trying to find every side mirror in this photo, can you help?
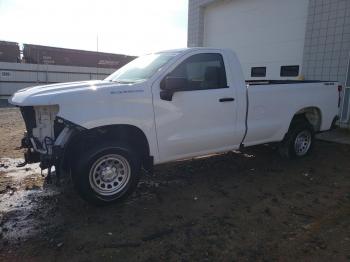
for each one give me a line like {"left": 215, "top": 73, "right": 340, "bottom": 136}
{"left": 160, "top": 76, "right": 187, "bottom": 101}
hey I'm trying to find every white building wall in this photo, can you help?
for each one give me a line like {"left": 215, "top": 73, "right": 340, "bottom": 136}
{"left": 188, "top": 0, "right": 350, "bottom": 82}
{"left": 188, "top": 0, "right": 217, "bottom": 47}
{"left": 188, "top": 0, "right": 350, "bottom": 127}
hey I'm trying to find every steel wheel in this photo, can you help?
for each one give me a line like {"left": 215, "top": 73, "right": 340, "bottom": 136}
{"left": 294, "top": 130, "right": 312, "bottom": 156}
{"left": 89, "top": 154, "right": 131, "bottom": 196}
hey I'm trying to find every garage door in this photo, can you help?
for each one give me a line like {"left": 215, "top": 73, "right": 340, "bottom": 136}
{"left": 203, "top": 0, "right": 309, "bottom": 80}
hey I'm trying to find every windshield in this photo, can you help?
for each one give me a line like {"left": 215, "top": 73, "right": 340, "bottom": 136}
{"left": 105, "top": 52, "right": 179, "bottom": 83}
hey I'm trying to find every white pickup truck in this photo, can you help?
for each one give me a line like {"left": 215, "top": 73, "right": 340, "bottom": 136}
{"left": 9, "top": 48, "right": 341, "bottom": 204}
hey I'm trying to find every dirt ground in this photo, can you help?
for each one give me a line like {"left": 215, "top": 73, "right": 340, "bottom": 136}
{"left": 0, "top": 108, "right": 25, "bottom": 158}
{"left": 0, "top": 108, "right": 350, "bottom": 261}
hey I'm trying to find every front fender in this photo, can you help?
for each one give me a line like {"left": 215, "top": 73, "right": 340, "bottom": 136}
{"left": 55, "top": 85, "right": 160, "bottom": 163}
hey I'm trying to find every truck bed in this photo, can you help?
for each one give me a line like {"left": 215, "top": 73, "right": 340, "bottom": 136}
{"left": 244, "top": 81, "right": 339, "bottom": 147}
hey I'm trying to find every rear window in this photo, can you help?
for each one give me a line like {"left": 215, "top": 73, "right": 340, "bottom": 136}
{"left": 251, "top": 67, "right": 266, "bottom": 77}
{"left": 280, "top": 65, "right": 299, "bottom": 77}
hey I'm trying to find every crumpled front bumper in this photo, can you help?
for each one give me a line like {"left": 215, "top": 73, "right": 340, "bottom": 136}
{"left": 19, "top": 106, "right": 84, "bottom": 169}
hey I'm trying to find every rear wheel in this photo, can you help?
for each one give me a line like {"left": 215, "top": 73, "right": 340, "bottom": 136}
{"left": 279, "top": 118, "right": 315, "bottom": 159}
{"left": 293, "top": 130, "right": 312, "bottom": 156}
{"left": 72, "top": 144, "right": 140, "bottom": 205}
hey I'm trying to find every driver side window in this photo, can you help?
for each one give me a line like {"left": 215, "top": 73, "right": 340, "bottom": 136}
{"left": 168, "top": 53, "right": 228, "bottom": 90}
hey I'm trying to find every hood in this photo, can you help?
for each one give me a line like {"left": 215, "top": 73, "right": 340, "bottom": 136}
{"left": 9, "top": 80, "right": 118, "bottom": 106}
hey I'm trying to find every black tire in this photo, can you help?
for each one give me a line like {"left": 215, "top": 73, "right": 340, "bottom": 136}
{"left": 278, "top": 118, "right": 315, "bottom": 159}
{"left": 72, "top": 143, "right": 141, "bottom": 205}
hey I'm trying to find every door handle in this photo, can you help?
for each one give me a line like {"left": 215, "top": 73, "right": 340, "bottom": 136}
{"left": 219, "top": 97, "right": 235, "bottom": 102}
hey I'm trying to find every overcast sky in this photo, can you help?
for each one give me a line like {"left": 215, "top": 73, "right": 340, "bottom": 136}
{"left": 0, "top": 0, "right": 188, "bottom": 56}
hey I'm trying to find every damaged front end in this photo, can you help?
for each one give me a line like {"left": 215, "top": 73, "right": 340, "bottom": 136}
{"left": 19, "top": 105, "right": 84, "bottom": 177}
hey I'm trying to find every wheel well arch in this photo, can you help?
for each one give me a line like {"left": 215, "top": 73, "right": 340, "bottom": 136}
{"left": 64, "top": 124, "right": 152, "bottom": 171}
{"left": 290, "top": 106, "right": 322, "bottom": 132}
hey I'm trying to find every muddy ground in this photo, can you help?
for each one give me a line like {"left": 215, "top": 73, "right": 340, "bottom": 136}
{"left": 0, "top": 108, "right": 349, "bottom": 261}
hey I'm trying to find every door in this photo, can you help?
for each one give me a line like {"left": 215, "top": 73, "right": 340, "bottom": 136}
{"left": 153, "top": 52, "right": 241, "bottom": 162}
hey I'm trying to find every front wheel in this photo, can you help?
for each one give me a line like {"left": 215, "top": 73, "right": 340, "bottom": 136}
{"left": 278, "top": 120, "right": 315, "bottom": 159}
{"left": 72, "top": 144, "right": 140, "bottom": 205}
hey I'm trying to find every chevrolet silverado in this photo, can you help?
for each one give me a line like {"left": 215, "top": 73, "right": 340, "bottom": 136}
{"left": 9, "top": 48, "right": 341, "bottom": 204}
